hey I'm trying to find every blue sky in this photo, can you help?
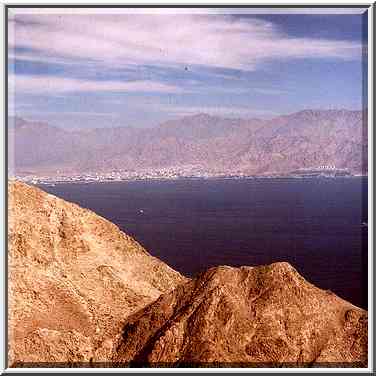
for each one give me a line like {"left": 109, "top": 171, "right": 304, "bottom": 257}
{"left": 8, "top": 9, "right": 368, "bottom": 129}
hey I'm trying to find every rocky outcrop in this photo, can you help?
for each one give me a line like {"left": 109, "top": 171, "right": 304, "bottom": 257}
{"left": 8, "top": 182, "right": 368, "bottom": 367}
{"left": 112, "top": 263, "right": 367, "bottom": 367}
{"left": 8, "top": 181, "right": 187, "bottom": 366}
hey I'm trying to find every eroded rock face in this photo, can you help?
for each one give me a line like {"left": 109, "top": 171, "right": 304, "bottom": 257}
{"left": 8, "top": 181, "right": 187, "bottom": 366}
{"left": 112, "top": 263, "right": 367, "bottom": 367}
{"left": 8, "top": 181, "right": 367, "bottom": 368}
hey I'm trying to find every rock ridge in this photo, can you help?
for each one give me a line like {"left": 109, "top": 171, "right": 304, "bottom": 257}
{"left": 112, "top": 263, "right": 367, "bottom": 367}
{"left": 8, "top": 182, "right": 368, "bottom": 367}
{"left": 8, "top": 181, "right": 187, "bottom": 365}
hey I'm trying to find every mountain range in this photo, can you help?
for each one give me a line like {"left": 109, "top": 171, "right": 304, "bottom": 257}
{"left": 9, "top": 181, "right": 368, "bottom": 367}
{"left": 9, "top": 109, "right": 367, "bottom": 176}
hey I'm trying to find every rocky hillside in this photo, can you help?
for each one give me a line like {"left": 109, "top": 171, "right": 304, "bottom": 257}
{"left": 8, "top": 182, "right": 368, "bottom": 367}
{"left": 8, "top": 181, "right": 187, "bottom": 366}
{"left": 112, "top": 263, "right": 368, "bottom": 367}
{"left": 9, "top": 109, "right": 367, "bottom": 176}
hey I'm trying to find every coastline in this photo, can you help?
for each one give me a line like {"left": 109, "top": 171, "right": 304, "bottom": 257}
{"left": 12, "top": 173, "right": 368, "bottom": 186}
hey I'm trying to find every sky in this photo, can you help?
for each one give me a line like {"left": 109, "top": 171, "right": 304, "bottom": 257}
{"left": 8, "top": 8, "right": 368, "bottom": 129}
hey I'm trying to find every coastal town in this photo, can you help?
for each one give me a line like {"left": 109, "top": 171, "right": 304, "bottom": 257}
{"left": 12, "top": 167, "right": 248, "bottom": 185}
{"left": 11, "top": 165, "right": 360, "bottom": 185}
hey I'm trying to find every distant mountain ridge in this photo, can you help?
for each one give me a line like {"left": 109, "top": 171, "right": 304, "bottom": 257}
{"left": 9, "top": 109, "right": 367, "bottom": 176}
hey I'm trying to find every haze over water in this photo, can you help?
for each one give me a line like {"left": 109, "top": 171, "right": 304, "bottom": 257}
{"left": 40, "top": 177, "right": 368, "bottom": 309}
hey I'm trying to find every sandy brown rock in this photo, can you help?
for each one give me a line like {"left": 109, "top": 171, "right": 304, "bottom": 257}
{"left": 112, "top": 263, "right": 367, "bottom": 367}
{"left": 8, "top": 181, "right": 187, "bottom": 366}
{"left": 8, "top": 181, "right": 367, "bottom": 368}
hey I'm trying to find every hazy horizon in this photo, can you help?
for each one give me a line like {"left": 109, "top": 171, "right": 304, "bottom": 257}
{"left": 8, "top": 107, "right": 367, "bottom": 131}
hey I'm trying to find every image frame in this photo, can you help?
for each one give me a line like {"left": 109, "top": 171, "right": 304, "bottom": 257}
{"left": 1, "top": 1, "right": 374, "bottom": 373}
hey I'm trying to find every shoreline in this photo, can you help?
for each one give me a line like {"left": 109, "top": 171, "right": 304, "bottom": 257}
{"left": 13, "top": 174, "right": 369, "bottom": 186}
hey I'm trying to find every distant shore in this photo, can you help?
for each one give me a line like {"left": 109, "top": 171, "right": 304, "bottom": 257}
{"left": 11, "top": 173, "right": 368, "bottom": 186}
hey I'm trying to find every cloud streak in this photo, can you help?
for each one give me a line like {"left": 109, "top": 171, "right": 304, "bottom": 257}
{"left": 9, "top": 74, "right": 185, "bottom": 95}
{"left": 7, "top": 10, "right": 365, "bottom": 128}
{"left": 9, "top": 13, "right": 362, "bottom": 72}
{"left": 159, "top": 105, "right": 277, "bottom": 118}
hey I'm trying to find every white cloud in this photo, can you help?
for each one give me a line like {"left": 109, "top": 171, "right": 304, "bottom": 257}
{"left": 18, "top": 110, "right": 116, "bottom": 117}
{"left": 253, "top": 88, "right": 289, "bottom": 95}
{"left": 8, "top": 8, "right": 367, "bottom": 16}
{"left": 8, "top": 51, "right": 90, "bottom": 66}
{"left": 8, "top": 13, "right": 362, "bottom": 72}
{"left": 8, "top": 74, "right": 185, "bottom": 94}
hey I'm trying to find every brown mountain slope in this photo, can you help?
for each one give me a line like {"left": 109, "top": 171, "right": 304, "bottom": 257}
{"left": 112, "top": 263, "right": 367, "bottom": 367}
{"left": 8, "top": 181, "right": 187, "bottom": 366}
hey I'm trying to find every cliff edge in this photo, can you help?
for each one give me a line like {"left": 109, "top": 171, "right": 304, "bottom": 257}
{"left": 8, "top": 181, "right": 367, "bottom": 367}
{"left": 8, "top": 181, "right": 187, "bottom": 365}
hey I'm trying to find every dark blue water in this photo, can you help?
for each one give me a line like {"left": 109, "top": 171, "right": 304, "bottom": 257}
{"left": 40, "top": 177, "right": 368, "bottom": 309}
